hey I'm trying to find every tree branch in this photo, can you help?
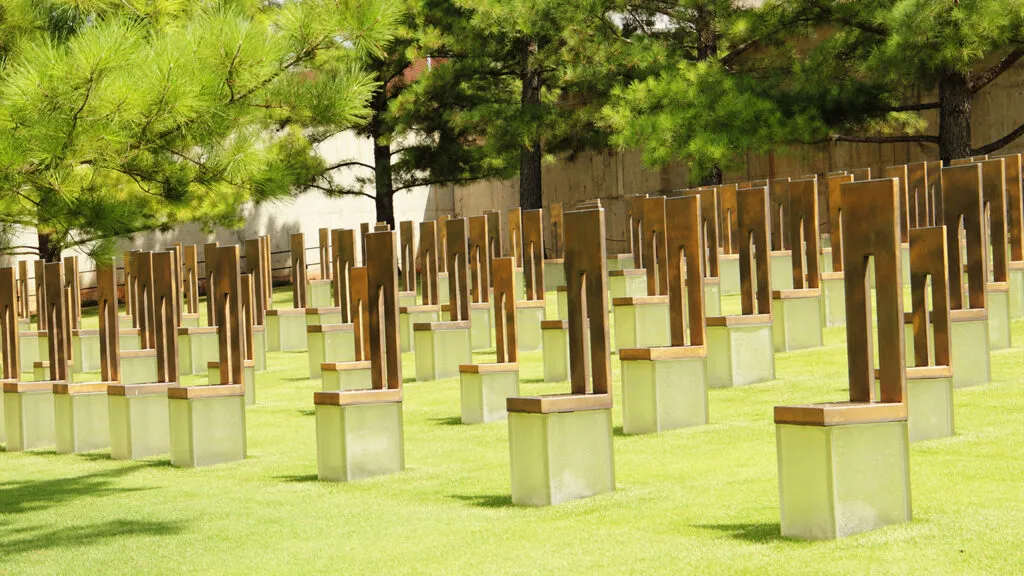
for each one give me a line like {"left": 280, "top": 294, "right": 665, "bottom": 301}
{"left": 886, "top": 101, "right": 939, "bottom": 112}
{"left": 323, "top": 160, "right": 375, "bottom": 172}
{"left": 970, "top": 47, "right": 1024, "bottom": 94}
{"left": 973, "top": 121, "right": 1024, "bottom": 156}
{"left": 815, "top": 134, "right": 939, "bottom": 145}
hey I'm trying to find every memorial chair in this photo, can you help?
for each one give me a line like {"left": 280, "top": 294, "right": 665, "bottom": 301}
{"left": 771, "top": 177, "right": 825, "bottom": 352}
{"left": 315, "top": 229, "right": 404, "bottom": 481}
{"left": 619, "top": 194, "right": 709, "bottom": 434}
{"left": 821, "top": 173, "right": 853, "bottom": 327}
{"left": 979, "top": 158, "right": 1012, "bottom": 349}
{"left": 994, "top": 153, "right": 1024, "bottom": 318}
{"left": 613, "top": 196, "right": 671, "bottom": 351}
{"left": 506, "top": 204, "right": 614, "bottom": 506}
{"left": 458, "top": 257, "right": 521, "bottom": 424}
{"left": 768, "top": 177, "right": 794, "bottom": 291}
{"left": 941, "top": 163, "right": 991, "bottom": 387}
{"left": 398, "top": 220, "right": 418, "bottom": 308}
{"left": 398, "top": 222, "right": 441, "bottom": 353}
{"left": 413, "top": 218, "right": 473, "bottom": 381}
{"left": 705, "top": 186, "right": 776, "bottom": 388}
{"left": 168, "top": 245, "right": 247, "bottom": 468}
{"left": 774, "top": 177, "right": 912, "bottom": 540}
{"left": 543, "top": 203, "right": 565, "bottom": 290}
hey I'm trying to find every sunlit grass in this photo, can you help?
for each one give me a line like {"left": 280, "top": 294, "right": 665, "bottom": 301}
{"left": 2, "top": 287, "right": 1023, "bottom": 574}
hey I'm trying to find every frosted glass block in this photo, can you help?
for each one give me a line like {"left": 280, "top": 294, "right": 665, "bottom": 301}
{"left": 308, "top": 331, "right": 356, "bottom": 378}
{"left": 208, "top": 365, "right": 257, "bottom": 405}
{"left": 460, "top": 371, "right": 520, "bottom": 424}
{"left": 55, "top": 392, "right": 109, "bottom": 454}
{"left": 770, "top": 253, "right": 793, "bottom": 291}
{"left": 608, "top": 274, "right": 647, "bottom": 301}
{"left": 399, "top": 291, "right": 417, "bottom": 308}
{"left": 180, "top": 314, "right": 201, "bottom": 328}
{"left": 542, "top": 328, "right": 569, "bottom": 382}
{"left": 4, "top": 390, "right": 56, "bottom": 451}
{"left": 414, "top": 327, "right": 471, "bottom": 382}
{"left": 821, "top": 251, "right": 833, "bottom": 274}
{"left": 121, "top": 355, "right": 158, "bottom": 386}
{"left": 322, "top": 367, "right": 372, "bottom": 392}
{"left": 267, "top": 314, "right": 308, "bottom": 351}
{"left": 316, "top": 402, "right": 404, "bottom": 482}
{"left": 606, "top": 255, "right": 634, "bottom": 271}
{"left": 707, "top": 322, "right": 775, "bottom": 388}
{"left": 400, "top": 308, "right": 439, "bottom": 353}
{"left": 470, "top": 307, "right": 493, "bottom": 351}
{"left": 32, "top": 363, "right": 47, "bottom": 382}
{"left": 253, "top": 330, "right": 267, "bottom": 371}
{"left": 1010, "top": 267, "right": 1024, "bottom": 319}
{"left": 772, "top": 296, "right": 824, "bottom": 352}
{"left": 621, "top": 357, "right": 707, "bottom": 435}
{"left": 777, "top": 421, "right": 911, "bottom": 540}
{"left": 557, "top": 290, "right": 568, "bottom": 320}
{"left": 614, "top": 302, "right": 671, "bottom": 351}
{"left": 109, "top": 393, "right": 170, "bottom": 460}
{"left": 821, "top": 276, "right": 846, "bottom": 327}
{"left": 907, "top": 377, "right": 954, "bottom": 442}
{"left": 950, "top": 318, "right": 990, "bottom": 388}
{"left": 508, "top": 408, "right": 614, "bottom": 506}
{"left": 18, "top": 334, "right": 43, "bottom": 372}
{"left": 438, "top": 273, "right": 450, "bottom": 306}
{"left": 704, "top": 283, "right": 721, "bottom": 317}
{"left": 516, "top": 307, "right": 544, "bottom": 352}
{"left": 514, "top": 269, "right": 525, "bottom": 303}
{"left": 169, "top": 395, "right": 246, "bottom": 468}
{"left": 306, "top": 310, "right": 342, "bottom": 326}
{"left": 122, "top": 333, "right": 141, "bottom": 351}
{"left": 900, "top": 244, "right": 911, "bottom": 285}
{"left": 308, "top": 281, "right": 333, "bottom": 308}
{"left": 719, "top": 257, "right": 740, "bottom": 295}
{"left": 72, "top": 333, "right": 102, "bottom": 373}
{"left": 178, "top": 332, "right": 220, "bottom": 375}
{"left": 119, "top": 316, "right": 134, "bottom": 329}
{"left": 987, "top": 288, "right": 1011, "bottom": 350}
{"left": 544, "top": 261, "right": 565, "bottom": 291}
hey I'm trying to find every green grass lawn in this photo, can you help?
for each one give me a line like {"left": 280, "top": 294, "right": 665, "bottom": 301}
{"left": 2, "top": 286, "right": 1024, "bottom": 574}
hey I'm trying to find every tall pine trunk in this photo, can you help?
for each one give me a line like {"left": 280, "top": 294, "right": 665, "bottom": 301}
{"left": 519, "top": 41, "right": 543, "bottom": 211}
{"left": 938, "top": 70, "right": 973, "bottom": 163}
{"left": 696, "top": 5, "right": 723, "bottom": 187}
{"left": 37, "top": 230, "right": 60, "bottom": 262}
{"left": 370, "top": 88, "right": 395, "bottom": 229}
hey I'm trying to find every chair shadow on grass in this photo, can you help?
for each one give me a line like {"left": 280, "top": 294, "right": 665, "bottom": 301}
{"left": 275, "top": 473, "right": 319, "bottom": 483}
{"left": 429, "top": 416, "right": 463, "bottom": 427}
{"left": 76, "top": 452, "right": 174, "bottom": 467}
{"left": 297, "top": 408, "right": 315, "bottom": 417}
{"left": 448, "top": 493, "right": 514, "bottom": 508}
{"left": 0, "top": 465, "right": 157, "bottom": 515}
{"left": 696, "top": 522, "right": 783, "bottom": 543}
{"left": 0, "top": 518, "right": 187, "bottom": 559}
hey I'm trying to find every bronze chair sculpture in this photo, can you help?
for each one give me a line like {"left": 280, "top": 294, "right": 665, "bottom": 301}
{"left": 940, "top": 163, "right": 991, "bottom": 388}
{"left": 619, "top": 194, "right": 709, "bottom": 434}
{"left": 774, "top": 177, "right": 911, "bottom": 540}
{"left": 612, "top": 196, "right": 672, "bottom": 351}
{"left": 506, "top": 204, "right": 614, "bottom": 506}
{"left": 705, "top": 185, "right": 775, "bottom": 388}
{"left": 771, "top": 177, "right": 824, "bottom": 352}
{"left": 413, "top": 218, "right": 473, "bottom": 381}
{"left": 821, "top": 172, "right": 855, "bottom": 327}
{"left": 315, "top": 229, "right": 405, "bottom": 482}
{"left": 979, "top": 158, "right": 1012, "bottom": 349}
{"left": 168, "top": 245, "right": 247, "bottom": 468}
{"left": 995, "top": 153, "right": 1024, "bottom": 319}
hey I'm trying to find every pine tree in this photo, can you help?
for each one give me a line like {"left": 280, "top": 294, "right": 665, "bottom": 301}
{"left": 0, "top": 0, "right": 397, "bottom": 261}
{"left": 400, "top": 0, "right": 636, "bottom": 210}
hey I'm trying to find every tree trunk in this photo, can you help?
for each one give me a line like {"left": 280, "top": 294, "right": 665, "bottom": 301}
{"left": 698, "top": 165, "right": 723, "bottom": 187}
{"left": 519, "top": 41, "right": 543, "bottom": 211}
{"left": 370, "top": 89, "right": 395, "bottom": 229}
{"left": 938, "top": 70, "right": 973, "bottom": 163}
{"left": 37, "top": 230, "right": 60, "bottom": 262}
{"left": 695, "top": 6, "right": 722, "bottom": 186}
